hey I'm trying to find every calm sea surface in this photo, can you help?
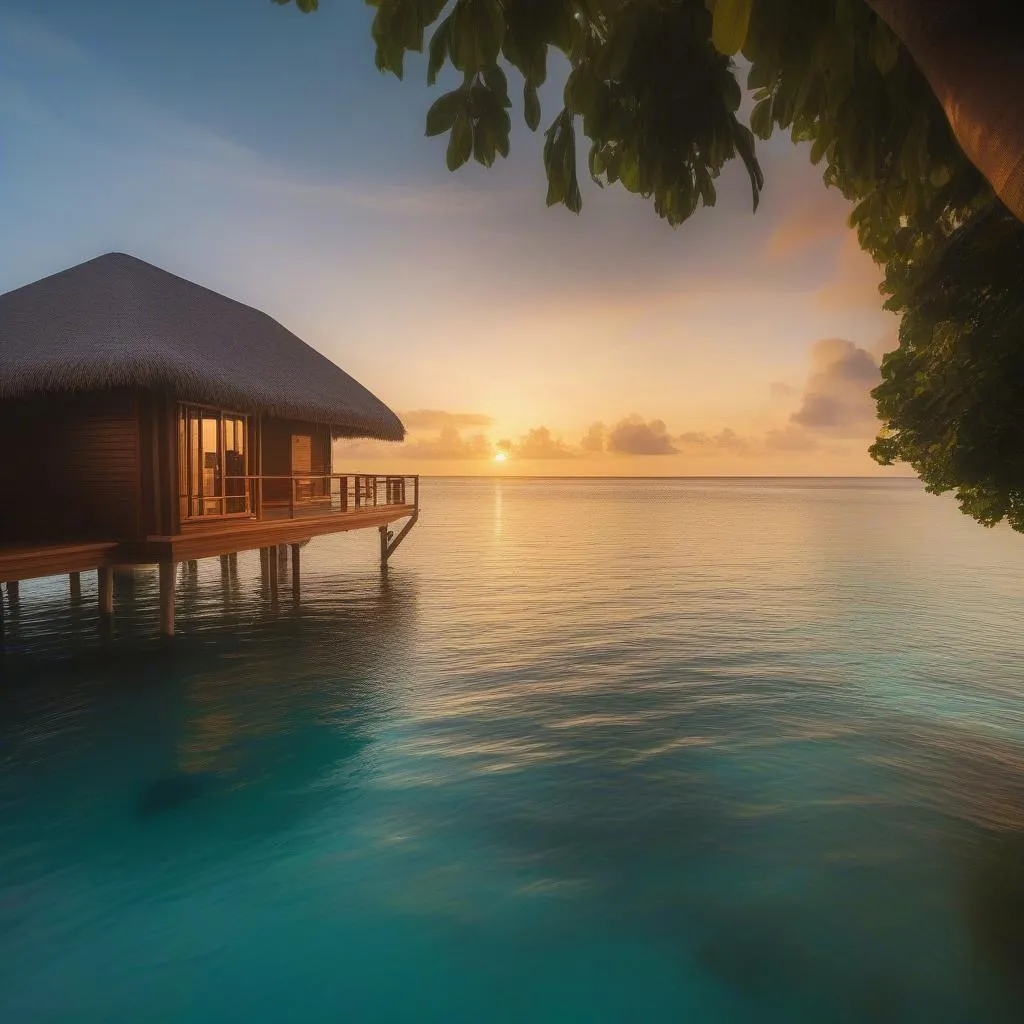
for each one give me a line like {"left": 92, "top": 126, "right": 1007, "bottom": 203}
{"left": 2, "top": 478, "right": 1024, "bottom": 1022}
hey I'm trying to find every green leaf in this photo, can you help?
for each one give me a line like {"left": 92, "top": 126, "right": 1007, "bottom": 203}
{"left": 809, "top": 127, "right": 833, "bottom": 166}
{"left": 620, "top": 153, "right": 640, "bottom": 193}
{"left": 749, "top": 96, "right": 773, "bottom": 140}
{"left": 731, "top": 121, "right": 764, "bottom": 212}
{"left": 473, "top": 119, "right": 497, "bottom": 166}
{"left": 446, "top": 115, "right": 473, "bottom": 170}
{"left": 524, "top": 83, "right": 541, "bottom": 132}
{"left": 476, "top": 0, "right": 505, "bottom": 66}
{"left": 711, "top": 0, "right": 753, "bottom": 57}
{"left": 482, "top": 64, "right": 509, "bottom": 101}
{"left": 722, "top": 74, "right": 742, "bottom": 114}
{"left": 427, "top": 18, "right": 451, "bottom": 86}
{"left": 543, "top": 108, "right": 580, "bottom": 213}
{"left": 426, "top": 89, "right": 466, "bottom": 136}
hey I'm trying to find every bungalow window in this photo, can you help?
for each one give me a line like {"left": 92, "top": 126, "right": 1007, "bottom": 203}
{"left": 179, "top": 405, "right": 250, "bottom": 519}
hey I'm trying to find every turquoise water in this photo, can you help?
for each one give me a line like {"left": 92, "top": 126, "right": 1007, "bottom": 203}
{"left": 2, "top": 478, "right": 1024, "bottom": 1022}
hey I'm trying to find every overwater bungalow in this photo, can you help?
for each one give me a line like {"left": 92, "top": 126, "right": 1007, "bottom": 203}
{"left": 0, "top": 253, "right": 418, "bottom": 637}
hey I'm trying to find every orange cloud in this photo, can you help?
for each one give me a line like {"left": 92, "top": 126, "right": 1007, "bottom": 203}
{"left": 513, "top": 426, "right": 575, "bottom": 459}
{"left": 789, "top": 338, "right": 880, "bottom": 436}
{"left": 607, "top": 416, "right": 677, "bottom": 455}
{"left": 401, "top": 425, "right": 493, "bottom": 459}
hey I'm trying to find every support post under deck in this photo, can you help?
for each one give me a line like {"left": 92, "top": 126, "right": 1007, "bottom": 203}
{"left": 97, "top": 567, "right": 114, "bottom": 618}
{"left": 268, "top": 546, "right": 279, "bottom": 603}
{"left": 159, "top": 561, "right": 176, "bottom": 637}
{"left": 380, "top": 512, "right": 419, "bottom": 570}
{"left": 291, "top": 543, "right": 301, "bottom": 603}
{"left": 69, "top": 572, "right": 82, "bottom": 603}
{"left": 6, "top": 580, "right": 19, "bottom": 605}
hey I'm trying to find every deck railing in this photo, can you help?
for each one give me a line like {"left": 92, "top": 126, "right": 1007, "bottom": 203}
{"left": 180, "top": 474, "right": 419, "bottom": 522}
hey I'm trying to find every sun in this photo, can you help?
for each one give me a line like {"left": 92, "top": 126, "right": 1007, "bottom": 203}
{"left": 494, "top": 451, "right": 508, "bottom": 463}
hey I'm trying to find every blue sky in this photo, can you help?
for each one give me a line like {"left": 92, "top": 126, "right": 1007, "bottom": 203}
{"left": 0, "top": 0, "right": 903, "bottom": 474}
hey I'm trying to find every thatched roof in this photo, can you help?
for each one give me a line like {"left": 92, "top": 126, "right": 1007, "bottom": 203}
{"left": 0, "top": 253, "right": 404, "bottom": 441}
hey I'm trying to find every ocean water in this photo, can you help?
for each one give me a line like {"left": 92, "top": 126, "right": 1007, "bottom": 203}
{"left": 2, "top": 477, "right": 1024, "bottom": 1023}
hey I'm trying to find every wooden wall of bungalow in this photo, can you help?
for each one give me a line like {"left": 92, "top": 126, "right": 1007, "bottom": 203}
{"left": 0, "top": 387, "right": 335, "bottom": 546}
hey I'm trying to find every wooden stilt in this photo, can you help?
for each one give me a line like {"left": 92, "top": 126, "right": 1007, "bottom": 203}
{"left": 291, "top": 543, "right": 301, "bottom": 603}
{"left": 6, "top": 580, "right": 19, "bottom": 605}
{"left": 268, "top": 547, "right": 279, "bottom": 603}
{"left": 220, "top": 554, "right": 231, "bottom": 602}
{"left": 97, "top": 567, "right": 114, "bottom": 617}
{"left": 259, "top": 546, "right": 270, "bottom": 589}
{"left": 69, "top": 572, "right": 82, "bottom": 603}
{"left": 159, "top": 561, "right": 176, "bottom": 637}
{"left": 381, "top": 512, "right": 419, "bottom": 566}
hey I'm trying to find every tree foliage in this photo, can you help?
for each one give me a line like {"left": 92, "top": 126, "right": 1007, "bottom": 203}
{"left": 871, "top": 203, "right": 1024, "bottom": 530}
{"left": 273, "top": 0, "right": 1024, "bottom": 531}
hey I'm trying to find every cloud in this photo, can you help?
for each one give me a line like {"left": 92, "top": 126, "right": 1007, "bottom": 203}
{"left": 769, "top": 381, "right": 798, "bottom": 399}
{"left": 513, "top": 426, "right": 575, "bottom": 459}
{"left": 789, "top": 338, "right": 880, "bottom": 436}
{"left": 402, "top": 409, "right": 494, "bottom": 430}
{"left": 581, "top": 422, "right": 605, "bottom": 452}
{"left": 607, "top": 416, "right": 678, "bottom": 455}
{"left": 675, "top": 428, "right": 750, "bottom": 452}
{"left": 401, "top": 425, "right": 493, "bottom": 460}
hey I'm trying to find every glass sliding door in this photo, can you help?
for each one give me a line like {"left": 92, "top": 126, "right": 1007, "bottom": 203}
{"left": 179, "top": 406, "right": 250, "bottom": 519}
{"left": 223, "top": 415, "right": 247, "bottom": 514}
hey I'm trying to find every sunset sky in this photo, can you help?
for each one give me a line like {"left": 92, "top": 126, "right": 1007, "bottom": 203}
{"left": 0, "top": 0, "right": 905, "bottom": 476}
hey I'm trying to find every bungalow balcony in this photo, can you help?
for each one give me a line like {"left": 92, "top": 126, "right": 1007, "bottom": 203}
{"left": 153, "top": 472, "right": 420, "bottom": 563}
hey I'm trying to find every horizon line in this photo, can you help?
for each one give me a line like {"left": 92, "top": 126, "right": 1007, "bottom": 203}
{"left": 398, "top": 474, "right": 921, "bottom": 481}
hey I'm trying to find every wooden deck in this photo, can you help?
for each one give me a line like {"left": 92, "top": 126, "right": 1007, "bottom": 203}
{"left": 0, "top": 505, "right": 417, "bottom": 582}
{"left": 0, "top": 541, "right": 123, "bottom": 583}
{"left": 133, "top": 504, "right": 418, "bottom": 562}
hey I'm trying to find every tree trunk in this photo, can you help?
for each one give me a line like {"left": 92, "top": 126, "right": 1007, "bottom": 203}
{"left": 865, "top": 0, "right": 1024, "bottom": 224}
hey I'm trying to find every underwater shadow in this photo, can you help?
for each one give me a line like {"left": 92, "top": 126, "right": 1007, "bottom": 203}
{"left": 0, "top": 569, "right": 420, "bottom": 868}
